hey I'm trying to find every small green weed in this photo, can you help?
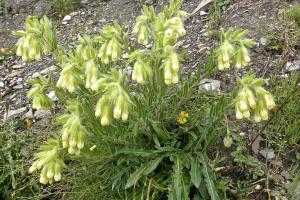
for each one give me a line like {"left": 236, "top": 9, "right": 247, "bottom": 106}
{"left": 52, "top": 0, "right": 79, "bottom": 16}
{"left": 208, "top": 0, "right": 231, "bottom": 33}
{"left": 267, "top": 73, "right": 300, "bottom": 152}
{"left": 285, "top": 4, "right": 300, "bottom": 27}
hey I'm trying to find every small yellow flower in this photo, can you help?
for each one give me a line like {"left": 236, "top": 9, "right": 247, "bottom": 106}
{"left": 177, "top": 111, "right": 189, "bottom": 125}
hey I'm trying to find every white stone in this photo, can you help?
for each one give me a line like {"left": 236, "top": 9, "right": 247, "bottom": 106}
{"left": 63, "top": 15, "right": 72, "bottom": 21}
{"left": 47, "top": 91, "right": 58, "bottom": 102}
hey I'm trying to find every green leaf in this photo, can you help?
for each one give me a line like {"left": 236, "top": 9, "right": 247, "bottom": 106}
{"left": 173, "top": 155, "right": 183, "bottom": 200}
{"left": 289, "top": 173, "right": 300, "bottom": 200}
{"left": 190, "top": 158, "right": 202, "bottom": 188}
{"left": 143, "top": 157, "right": 163, "bottom": 175}
{"left": 125, "top": 157, "right": 163, "bottom": 189}
{"left": 201, "top": 160, "right": 220, "bottom": 200}
{"left": 125, "top": 164, "right": 147, "bottom": 189}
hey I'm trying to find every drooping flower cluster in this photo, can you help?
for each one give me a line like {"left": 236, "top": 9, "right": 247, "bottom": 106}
{"left": 27, "top": 77, "right": 52, "bottom": 110}
{"left": 235, "top": 74, "right": 276, "bottom": 122}
{"left": 93, "top": 70, "right": 132, "bottom": 125}
{"left": 97, "top": 23, "right": 123, "bottom": 64}
{"left": 162, "top": 17, "right": 186, "bottom": 45}
{"left": 77, "top": 35, "right": 100, "bottom": 89}
{"left": 133, "top": 15, "right": 150, "bottom": 45}
{"left": 129, "top": 50, "right": 152, "bottom": 84}
{"left": 29, "top": 139, "right": 66, "bottom": 185}
{"left": 218, "top": 29, "right": 254, "bottom": 70}
{"left": 56, "top": 53, "right": 82, "bottom": 93}
{"left": 163, "top": 46, "right": 180, "bottom": 85}
{"left": 14, "top": 16, "right": 57, "bottom": 61}
{"left": 60, "top": 113, "right": 86, "bottom": 155}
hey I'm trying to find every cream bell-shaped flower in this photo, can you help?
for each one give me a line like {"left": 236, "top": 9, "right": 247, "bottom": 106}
{"left": 29, "top": 139, "right": 66, "bottom": 185}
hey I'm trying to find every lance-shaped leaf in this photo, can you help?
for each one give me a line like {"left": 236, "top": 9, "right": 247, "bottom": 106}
{"left": 190, "top": 157, "right": 202, "bottom": 188}
{"left": 125, "top": 157, "right": 163, "bottom": 189}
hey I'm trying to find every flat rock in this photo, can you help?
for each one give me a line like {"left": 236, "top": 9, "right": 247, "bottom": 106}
{"left": 286, "top": 60, "right": 300, "bottom": 72}
{"left": 260, "top": 148, "right": 275, "bottom": 160}
{"left": 199, "top": 79, "right": 221, "bottom": 94}
{"left": 34, "top": 110, "right": 51, "bottom": 119}
{"left": 4, "top": 107, "right": 27, "bottom": 121}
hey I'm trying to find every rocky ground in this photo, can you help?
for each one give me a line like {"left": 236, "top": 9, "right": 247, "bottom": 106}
{"left": 0, "top": 0, "right": 299, "bottom": 126}
{"left": 1, "top": 0, "right": 300, "bottom": 199}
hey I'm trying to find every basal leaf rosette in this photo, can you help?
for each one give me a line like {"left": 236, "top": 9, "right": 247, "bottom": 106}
{"left": 234, "top": 74, "right": 276, "bottom": 122}
{"left": 14, "top": 16, "right": 57, "bottom": 61}
{"left": 29, "top": 139, "right": 66, "bottom": 185}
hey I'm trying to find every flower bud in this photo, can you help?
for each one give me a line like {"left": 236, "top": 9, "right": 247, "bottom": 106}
{"left": 47, "top": 168, "right": 54, "bottom": 179}
{"left": 40, "top": 175, "right": 48, "bottom": 185}
{"left": 254, "top": 114, "right": 261, "bottom": 122}
{"left": 264, "top": 95, "right": 276, "bottom": 110}
{"left": 68, "top": 147, "right": 75, "bottom": 154}
{"left": 172, "top": 73, "right": 179, "bottom": 84}
{"left": 54, "top": 173, "right": 61, "bottom": 181}
{"left": 243, "top": 110, "right": 250, "bottom": 119}
{"left": 236, "top": 110, "right": 243, "bottom": 120}
{"left": 239, "top": 100, "right": 248, "bottom": 111}
{"left": 260, "top": 109, "right": 268, "bottom": 120}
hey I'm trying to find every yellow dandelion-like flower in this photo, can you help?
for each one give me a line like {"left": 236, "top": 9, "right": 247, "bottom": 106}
{"left": 177, "top": 111, "right": 189, "bottom": 125}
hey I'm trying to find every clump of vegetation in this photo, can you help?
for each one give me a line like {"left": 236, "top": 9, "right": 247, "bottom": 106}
{"left": 10, "top": 0, "right": 281, "bottom": 199}
{"left": 52, "top": 0, "right": 79, "bottom": 16}
{"left": 267, "top": 74, "right": 300, "bottom": 152}
{"left": 0, "top": 120, "right": 44, "bottom": 199}
{"left": 208, "top": 0, "right": 231, "bottom": 32}
{"left": 285, "top": 4, "right": 300, "bottom": 27}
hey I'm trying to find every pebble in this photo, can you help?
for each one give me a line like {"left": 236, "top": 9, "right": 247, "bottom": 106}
{"left": 199, "top": 79, "right": 221, "bottom": 94}
{"left": 0, "top": 81, "right": 4, "bottom": 88}
{"left": 260, "top": 37, "right": 268, "bottom": 46}
{"left": 47, "top": 91, "right": 58, "bottom": 102}
{"left": 260, "top": 148, "right": 275, "bottom": 160}
{"left": 13, "top": 84, "right": 23, "bottom": 90}
{"left": 200, "top": 11, "right": 208, "bottom": 16}
{"left": 63, "top": 15, "right": 72, "bottom": 22}
{"left": 12, "top": 64, "right": 22, "bottom": 69}
{"left": 40, "top": 65, "right": 56, "bottom": 75}
{"left": 32, "top": 72, "right": 41, "bottom": 78}
{"left": 286, "top": 60, "right": 300, "bottom": 72}
{"left": 69, "top": 11, "right": 78, "bottom": 17}
{"left": 34, "top": 110, "right": 51, "bottom": 119}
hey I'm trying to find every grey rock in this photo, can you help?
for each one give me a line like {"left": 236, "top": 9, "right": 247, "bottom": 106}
{"left": 0, "top": 81, "right": 4, "bottom": 88}
{"left": 40, "top": 65, "right": 56, "bottom": 75}
{"left": 63, "top": 15, "right": 72, "bottom": 22}
{"left": 69, "top": 11, "right": 78, "bottom": 17}
{"left": 34, "top": 110, "right": 51, "bottom": 119}
{"left": 15, "top": 99, "right": 23, "bottom": 108}
{"left": 200, "top": 11, "right": 208, "bottom": 16}
{"left": 32, "top": 72, "right": 41, "bottom": 78}
{"left": 260, "top": 37, "right": 268, "bottom": 46}
{"left": 260, "top": 148, "right": 275, "bottom": 160}
{"left": 199, "top": 79, "right": 221, "bottom": 94}
{"left": 47, "top": 91, "right": 58, "bottom": 102}
{"left": 4, "top": 107, "right": 27, "bottom": 121}
{"left": 24, "top": 108, "right": 34, "bottom": 119}
{"left": 13, "top": 84, "right": 23, "bottom": 90}
{"left": 12, "top": 64, "right": 22, "bottom": 69}
{"left": 286, "top": 60, "right": 300, "bottom": 72}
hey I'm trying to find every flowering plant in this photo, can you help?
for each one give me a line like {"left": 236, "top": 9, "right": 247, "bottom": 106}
{"left": 14, "top": 0, "right": 275, "bottom": 199}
